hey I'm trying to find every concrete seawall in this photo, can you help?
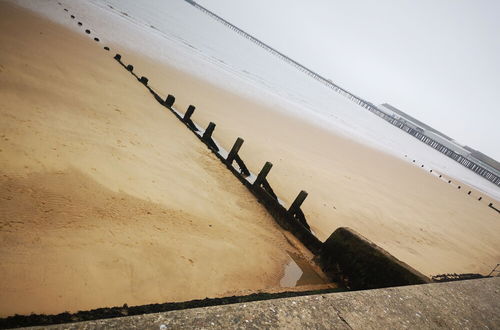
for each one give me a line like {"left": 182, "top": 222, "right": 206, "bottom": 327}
{"left": 33, "top": 277, "right": 499, "bottom": 329}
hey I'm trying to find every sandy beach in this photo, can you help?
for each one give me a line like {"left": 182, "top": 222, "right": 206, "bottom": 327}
{"left": 120, "top": 44, "right": 500, "bottom": 277}
{"left": 1, "top": 0, "right": 499, "bottom": 318}
{"left": 0, "top": 2, "right": 319, "bottom": 316}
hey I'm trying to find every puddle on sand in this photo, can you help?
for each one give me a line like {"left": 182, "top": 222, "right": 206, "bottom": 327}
{"left": 280, "top": 252, "right": 326, "bottom": 287}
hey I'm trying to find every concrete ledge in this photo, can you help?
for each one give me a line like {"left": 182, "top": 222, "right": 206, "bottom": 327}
{"left": 32, "top": 277, "right": 499, "bottom": 329}
{"left": 320, "top": 227, "right": 431, "bottom": 289}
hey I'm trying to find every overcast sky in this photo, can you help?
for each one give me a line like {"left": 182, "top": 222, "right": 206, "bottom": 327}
{"left": 197, "top": 0, "right": 500, "bottom": 160}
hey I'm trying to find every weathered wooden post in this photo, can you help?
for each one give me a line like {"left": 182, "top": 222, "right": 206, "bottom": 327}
{"left": 164, "top": 94, "right": 175, "bottom": 108}
{"left": 254, "top": 162, "right": 273, "bottom": 187}
{"left": 202, "top": 122, "right": 218, "bottom": 151}
{"left": 114, "top": 54, "right": 121, "bottom": 61}
{"left": 78, "top": 22, "right": 82, "bottom": 26}
{"left": 468, "top": 191, "right": 471, "bottom": 195}
{"left": 94, "top": 37, "right": 100, "bottom": 42}
{"left": 126, "top": 64, "right": 134, "bottom": 72}
{"left": 140, "top": 76, "right": 149, "bottom": 85}
{"left": 202, "top": 122, "right": 216, "bottom": 140}
{"left": 478, "top": 197, "right": 482, "bottom": 201}
{"left": 226, "top": 137, "right": 244, "bottom": 164}
{"left": 288, "top": 190, "right": 308, "bottom": 214}
{"left": 85, "top": 29, "right": 91, "bottom": 34}
{"left": 71, "top": 15, "right": 75, "bottom": 19}
{"left": 489, "top": 203, "right": 493, "bottom": 207}
{"left": 184, "top": 105, "right": 196, "bottom": 121}
{"left": 104, "top": 46, "right": 110, "bottom": 51}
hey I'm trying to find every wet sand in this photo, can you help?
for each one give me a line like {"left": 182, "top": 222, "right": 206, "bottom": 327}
{"left": 0, "top": 2, "right": 322, "bottom": 317}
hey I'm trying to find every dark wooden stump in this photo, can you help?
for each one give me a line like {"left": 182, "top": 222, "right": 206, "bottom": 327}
{"left": 165, "top": 94, "right": 175, "bottom": 108}
{"left": 226, "top": 137, "right": 244, "bottom": 164}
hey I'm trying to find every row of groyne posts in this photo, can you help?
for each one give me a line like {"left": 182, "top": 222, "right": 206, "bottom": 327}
{"left": 184, "top": 0, "right": 500, "bottom": 189}
{"left": 56, "top": 2, "right": 323, "bottom": 259}
{"left": 112, "top": 52, "right": 323, "bottom": 256}
{"left": 56, "top": 2, "right": 491, "bottom": 292}
{"left": 405, "top": 156, "right": 500, "bottom": 214}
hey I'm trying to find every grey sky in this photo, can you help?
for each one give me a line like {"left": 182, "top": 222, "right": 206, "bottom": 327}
{"left": 197, "top": 0, "right": 500, "bottom": 160}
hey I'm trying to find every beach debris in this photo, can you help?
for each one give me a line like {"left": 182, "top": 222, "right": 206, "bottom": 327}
{"left": 431, "top": 273, "right": 486, "bottom": 282}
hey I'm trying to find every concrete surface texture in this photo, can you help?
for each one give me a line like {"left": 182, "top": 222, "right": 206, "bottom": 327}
{"left": 32, "top": 277, "right": 499, "bottom": 329}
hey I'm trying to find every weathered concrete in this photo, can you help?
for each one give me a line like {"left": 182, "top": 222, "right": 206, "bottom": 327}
{"left": 321, "top": 227, "right": 431, "bottom": 289}
{"left": 29, "top": 277, "right": 499, "bottom": 329}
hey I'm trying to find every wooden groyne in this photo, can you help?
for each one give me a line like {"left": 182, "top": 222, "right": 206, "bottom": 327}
{"left": 184, "top": 0, "right": 500, "bottom": 188}
{"left": 58, "top": 0, "right": 498, "bottom": 282}
{"left": 53, "top": 1, "right": 439, "bottom": 290}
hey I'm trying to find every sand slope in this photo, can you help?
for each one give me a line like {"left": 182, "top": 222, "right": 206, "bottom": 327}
{"left": 0, "top": 2, "right": 303, "bottom": 316}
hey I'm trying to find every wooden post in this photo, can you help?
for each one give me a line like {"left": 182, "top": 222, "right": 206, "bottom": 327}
{"left": 254, "top": 162, "right": 273, "bottom": 187}
{"left": 478, "top": 197, "right": 482, "bottom": 201}
{"left": 184, "top": 105, "right": 196, "bottom": 121}
{"left": 227, "top": 137, "right": 244, "bottom": 164}
{"left": 165, "top": 94, "right": 175, "bottom": 108}
{"left": 126, "top": 64, "right": 134, "bottom": 72}
{"left": 114, "top": 54, "right": 122, "bottom": 61}
{"left": 140, "top": 76, "right": 148, "bottom": 85}
{"left": 468, "top": 191, "right": 471, "bottom": 195}
{"left": 202, "top": 122, "right": 216, "bottom": 140}
{"left": 288, "top": 190, "right": 308, "bottom": 214}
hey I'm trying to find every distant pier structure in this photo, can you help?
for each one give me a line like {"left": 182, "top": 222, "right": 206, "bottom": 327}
{"left": 184, "top": 0, "right": 500, "bottom": 187}
{"left": 372, "top": 104, "right": 500, "bottom": 186}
